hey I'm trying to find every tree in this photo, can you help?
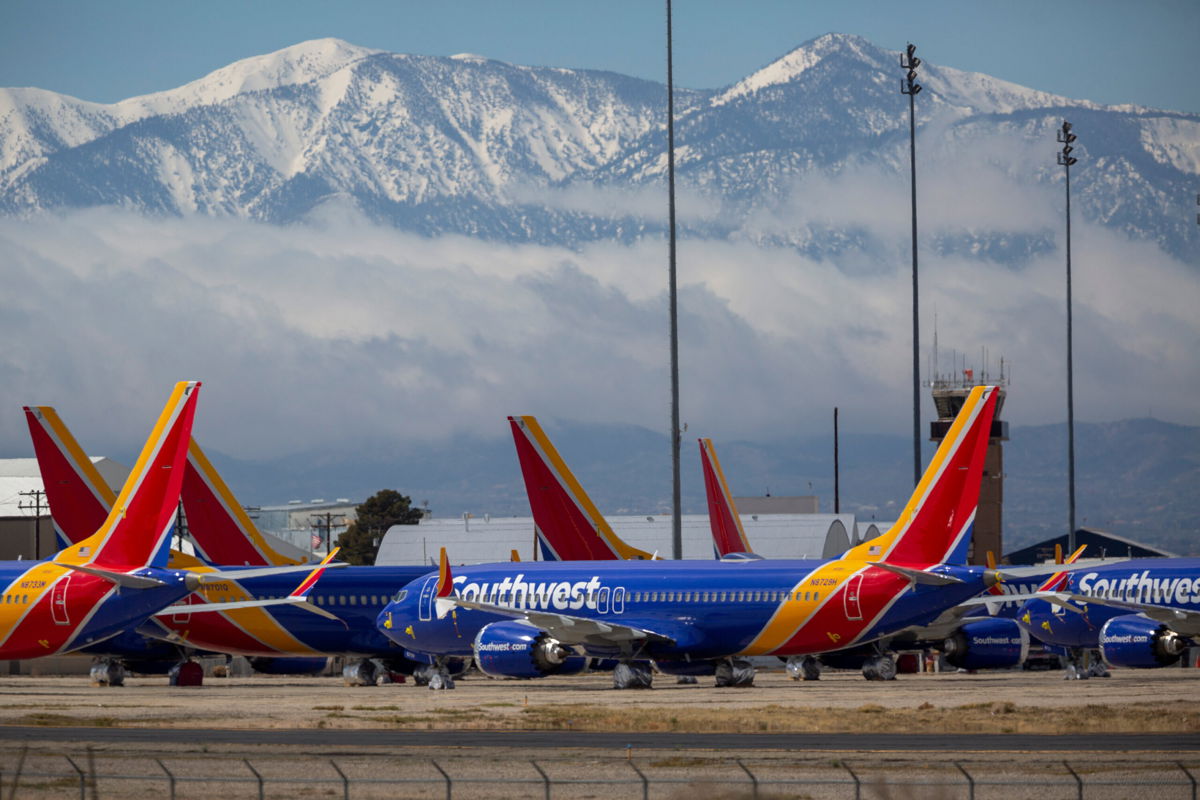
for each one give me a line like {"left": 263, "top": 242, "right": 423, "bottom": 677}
{"left": 335, "top": 489, "right": 423, "bottom": 565}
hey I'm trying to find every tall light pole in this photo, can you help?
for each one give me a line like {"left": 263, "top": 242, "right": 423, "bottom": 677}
{"left": 1057, "top": 120, "right": 1079, "bottom": 553}
{"left": 900, "top": 43, "right": 922, "bottom": 487}
{"left": 665, "top": 0, "right": 682, "bottom": 559}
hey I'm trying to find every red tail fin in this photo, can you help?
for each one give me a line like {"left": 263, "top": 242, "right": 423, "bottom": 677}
{"left": 845, "top": 385, "right": 999, "bottom": 566}
{"left": 62, "top": 382, "right": 200, "bottom": 569}
{"left": 699, "top": 438, "right": 753, "bottom": 556}
{"left": 508, "top": 416, "right": 652, "bottom": 560}
{"left": 181, "top": 441, "right": 303, "bottom": 566}
{"left": 24, "top": 406, "right": 115, "bottom": 547}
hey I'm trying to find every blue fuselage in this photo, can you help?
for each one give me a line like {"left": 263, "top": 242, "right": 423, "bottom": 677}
{"left": 1018, "top": 558, "right": 1200, "bottom": 649}
{"left": 378, "top": 559, "right": 993, "bottom": 661}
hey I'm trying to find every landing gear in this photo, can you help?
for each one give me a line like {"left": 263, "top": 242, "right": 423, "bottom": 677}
{"left": 612, "top": 661, "right": 653, "bottom": 689}
{"left": 89, "top": 659, "right": 126, "bottom": 687}
{"left": 786, "top": 655, "right": 821, "bottom": 681}
{"left": 862, "top": 654, "right": 897, "bottom": 681}
{"left": 1064, "top": 649, "right": 1109, "bottom": 680}
{"left": 414, "top": 661, "right": 457, "bottom": 690}
{"left": 342, "top": 658, "right": 378, "bottom": 687}
{"left": 714, "top": 658, "right": 755, "bottom": 687}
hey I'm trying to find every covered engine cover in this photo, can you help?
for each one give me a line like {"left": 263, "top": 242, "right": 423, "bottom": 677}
{"left": 942, "top": 618, "right": 1029, "bottom": 670}
{"left": 473, "top": 620, "right": 588, "bottom": 679}
{"left": 1099, "top": 615, "right": 1187, "bottom": 668}
{"left": 247, "top": 657, "right": 329, "bottom": 675}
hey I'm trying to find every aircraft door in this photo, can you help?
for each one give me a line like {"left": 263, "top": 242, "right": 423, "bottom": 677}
{"left": 50, "top": 574, "right": 72, "bottom": 625}
{"left": 418, "top": 576, "right": 438, "bottom": 622}
{"left": 597, "top": 587, "right": 610, "bottom": 614}
{"left": 612, "top": 587, "right": 625, "bottom": 614}
{"left": 843, "top": 573, "right": 864, "bottom": 621}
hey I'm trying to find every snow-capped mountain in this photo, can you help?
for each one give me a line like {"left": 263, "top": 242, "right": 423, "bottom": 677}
{"left": 2, "top": 34, "right": 1196, "bottom": 260}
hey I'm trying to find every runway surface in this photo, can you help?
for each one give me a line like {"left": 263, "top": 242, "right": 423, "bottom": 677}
{"left": 0, "top": 726, "right": 1196, "bottom": 751}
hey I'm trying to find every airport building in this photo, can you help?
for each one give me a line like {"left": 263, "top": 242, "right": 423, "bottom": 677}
{"left": 376, "top": 511, "right": 878, "bottom": 566}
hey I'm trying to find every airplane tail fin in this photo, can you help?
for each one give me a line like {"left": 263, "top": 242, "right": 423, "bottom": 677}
{"left": 23, "top": 406, "right": 116, "bottom": 549}
{"left": 508, "top": 416, "right": 653, "bottom": 561}
{"left": 61, "top": 382, "right": 200, "bottom": 570}
{"left": 844, "top": 385, "right": 999, "bottom": 567}
{"left": 181, "top": 440, "right": 303, "bottom": 566}
{"left": 699, "top": 438, "right": 753, "bottom": 557}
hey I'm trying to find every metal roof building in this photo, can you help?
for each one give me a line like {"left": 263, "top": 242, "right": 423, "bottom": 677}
{"left": 377, "top": 512, "right": 871, "bottom": 567}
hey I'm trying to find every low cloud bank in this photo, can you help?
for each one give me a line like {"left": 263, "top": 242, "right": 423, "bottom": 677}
{"left": 1, "top": 190, "right": 1195, "bottom": 460}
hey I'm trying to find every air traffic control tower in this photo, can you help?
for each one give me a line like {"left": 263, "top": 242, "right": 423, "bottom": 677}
{"left": 929, "top": 368, "right": 1008, "bottom": 564}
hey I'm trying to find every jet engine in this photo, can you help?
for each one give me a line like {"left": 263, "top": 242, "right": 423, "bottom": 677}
{"left": 472, "top": 620, "right": 588, "bottom": 679}
{"left": 1099, "top": 615, "right": 1188, "bottom": 668}
{"left": 941, "top": 618, "right": 1029, "bottom": 670}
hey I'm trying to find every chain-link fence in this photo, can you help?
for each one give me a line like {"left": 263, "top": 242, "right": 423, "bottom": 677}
{"left": 2, "top": 747, "right": 1196, "bottom": 800}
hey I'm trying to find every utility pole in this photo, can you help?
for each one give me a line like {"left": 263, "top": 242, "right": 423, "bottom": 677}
{"left": 665, "top": 0, "right": 682, "bottom": 559}
{"left": 900, "top": 43, "right": 923, "bottom": 488}
{"left": 310, "top": 512, "right": 340, "bottom": 553}
{"left": 1057, "top": 120, "right": 1079, "bottom": 553}
{"left": 833, "top": 408, "right": 840, "bottom": 514}
{"left": 18, "top": 489, "right": 46, "bottom": 558}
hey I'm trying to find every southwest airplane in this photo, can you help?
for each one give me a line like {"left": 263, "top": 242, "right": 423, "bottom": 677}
{"left": 1016, "top": 556, "right": 1200, "bottom": 677}
{"left": 379, "top": 386, "right": 1031, "bottom": 689}
{"left": 30, "top": 405, "right": 672, "bottom": 686}
{"left": 513, "top": 415, "right": 1031, "bottom": 681}
{"left": 26, "top": 403, "right": 436, "bottom": 685}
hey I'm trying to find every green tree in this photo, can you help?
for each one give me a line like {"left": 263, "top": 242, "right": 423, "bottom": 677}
{"left": 336, "top": 489, "right": 423, "bottom": 565}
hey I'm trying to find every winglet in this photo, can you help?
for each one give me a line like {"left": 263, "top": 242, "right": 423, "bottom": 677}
{"left": 288, "top": 547, "right": 340, "bottom": 601}
{"left": 699, "top": 438, "right": 753, "bottom": 557}
{"left": 510, "top": 549, "right": 521, "bottom": 562}
{"left": 508, "top": 416, "right": 653, "bottom": 560}
{"left": 434, "top": 547, "right": 456, "bottom": 619}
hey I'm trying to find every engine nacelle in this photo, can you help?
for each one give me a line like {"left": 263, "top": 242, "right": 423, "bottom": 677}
{"left": 1099, "top": 615, "right": 1187, "bottom": 668}
{"left": 247, "top": 657, "right": 329, "bottom": 675}
{"left": 942, "top": 618, "right": 1029, "bottom": 670}
{"left": 473, "top": 621, "right": 588, "bottom": 679}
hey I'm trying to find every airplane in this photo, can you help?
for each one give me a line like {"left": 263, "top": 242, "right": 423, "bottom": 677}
{"left": 26, "top": 402, "right": 436, "bottom": 685}
{"left": 28, "top": 407, "right": 677, "bottom": 687}
{"left": 697, "top": 437, "right": 753, "bottom": 558}
{"left": 0, "top": 382, "right": 231, "bottom": 660}
{"left": 1015, "top": 555, "right": 1200, "bottom": 678}
{"left": 378, "top": 385, "right": 1046, "bottom": 690}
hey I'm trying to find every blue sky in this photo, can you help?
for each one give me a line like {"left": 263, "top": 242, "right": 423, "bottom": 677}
{"left": 2, "top": 0, "right": 1197, "bottom": 111}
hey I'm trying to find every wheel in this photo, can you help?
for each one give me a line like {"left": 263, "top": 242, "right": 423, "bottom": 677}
{"left": 714, "top": 658, "right": 755, "bottom": 687}
{"left": 862, "top": 655, "right": 896, "bottom": 681}
{"left": 612, "top": 661, "right": 653, "bottom": 689}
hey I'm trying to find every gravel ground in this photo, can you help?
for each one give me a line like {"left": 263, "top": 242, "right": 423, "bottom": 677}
{"left": 1, "top": 668, "right": 1196, "bottom": 799}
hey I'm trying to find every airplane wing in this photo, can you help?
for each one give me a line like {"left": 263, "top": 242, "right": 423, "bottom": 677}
{"left": 451, "top": 596, "right": 675, "bottom": 648}
{"left": 1058, "top": 595, "right": 1200, "bottom": 637}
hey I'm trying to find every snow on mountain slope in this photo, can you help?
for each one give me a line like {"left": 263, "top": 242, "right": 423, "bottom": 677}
{"left": 1, "top": 34, "right": 1196, "bottom": 259}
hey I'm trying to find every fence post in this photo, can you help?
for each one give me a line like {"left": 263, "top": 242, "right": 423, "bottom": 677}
{"left": 432, "top": 759, "right": 452, "bottom": 800}
{"left": 331, "top": 759, "right": 350, "bottom": 800}
{"left": 955, "top": 762, "right": 974, "bottom": 800}
{"left": 63, "top": 755, "right": 85, "bottom": 800}
{"left": 155, "top": 758, "right": 176, "bottom": 800}
{"left": 627, "top": 760, "right": 649, "bottom": 800}
{"left": 6, "top": 744, "right": 27, "bottom": 800}
{"left": 1179, "top": 762, "right": 1197, "bottom": 800}
{"left": 736, "top": 759, "right": 759, "bottom": 800}
{"left": 244, "top": 758, "right": 264, "bottom": 800}
{"left": 531, "top": 760, "right": 551, "bottom": 800}
{"left": 1063, "top": 760, "right": 1082, "bottom": 800}
{"left": 843, "top": 762, "right": 861, "bottom": 800}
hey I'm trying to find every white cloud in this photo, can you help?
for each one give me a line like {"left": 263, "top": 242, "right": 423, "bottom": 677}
{"left": 0, "top": 186, "right": 1196, "bottom": 463}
